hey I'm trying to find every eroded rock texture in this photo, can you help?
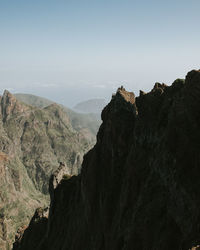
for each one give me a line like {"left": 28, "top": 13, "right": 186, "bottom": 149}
{"left": 14, "top": 70, "right": 200, "bottom": 250}
{"left": 0, "top": 90, "right": 96, "bottom": 249}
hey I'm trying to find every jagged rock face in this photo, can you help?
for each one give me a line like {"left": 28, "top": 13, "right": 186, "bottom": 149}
{"left": 13, "top": 207, "right": 49, "bottom": 250}
{"left": 0, "top": 91, "right": 95, "bottom": 249}
{"left": 1, "top": 90, "right": 29, "bottom": 122}
{"left": 14, "top": 70, "right": 200, "bottom": 250}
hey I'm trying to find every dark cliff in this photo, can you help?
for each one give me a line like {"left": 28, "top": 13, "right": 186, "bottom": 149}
{"left": 14, "top": 70, "right": 200, "bottom": 250}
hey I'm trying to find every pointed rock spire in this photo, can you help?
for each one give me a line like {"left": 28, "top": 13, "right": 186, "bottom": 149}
{"left": 1, "top": 90, "right": 28, "bottom": 121}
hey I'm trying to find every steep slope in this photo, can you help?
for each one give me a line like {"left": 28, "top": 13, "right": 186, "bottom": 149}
{"left": 14, "top": 93, "right": 53, "bottom": 108}
{"left": 15, "top": 93, "right": 101, "bottom": 144}
{"left": 0, "top": 90, "right": 93, "bottom": 249}
{"left": 13, "top": 70, "right": 200, "bottom": 250}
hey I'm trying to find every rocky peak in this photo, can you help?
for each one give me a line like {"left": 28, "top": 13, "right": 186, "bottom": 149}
{"left": 185, "top": 69, "right": 200, "bottom": 90}
{"left": 49, "top": 162, "right": 70, "bottom": 200}
{"left": 185, "top": 69, "right": 200, "bottom": 82}
{"left": 116, "top": 86, "right": 135, "bottom": 104}
{"left": 31, "top": 207, "right": 49, "bottom": 222}
{"left": 112, "top": 86, "right": 135, "bottom": 104}
{"left": 0, "top": 90, "right": 28, "bottom": 121}
{"left": 102, "top": 86, "right": 137, "bottom": 122}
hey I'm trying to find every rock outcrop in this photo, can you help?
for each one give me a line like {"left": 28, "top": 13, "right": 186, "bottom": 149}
{"left": 14, "top": 70, "right": 200, "bottom": 250}
{"left": 1, "top": 90, "right": 29, "bottom": 122}
{"left": 13, "top": 207, "right": 49, "bottom": 250}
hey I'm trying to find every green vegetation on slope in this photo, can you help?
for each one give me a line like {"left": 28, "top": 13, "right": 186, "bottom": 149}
{"left": 0, "top": 90, "right": 98, "bottom": 249}
{"left": 15, "top": 93, "right": 101, "bottom": 143}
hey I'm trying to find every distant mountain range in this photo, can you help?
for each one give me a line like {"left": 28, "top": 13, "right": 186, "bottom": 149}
{"left": 73, "top": 98, "right": 106, "bottom": 114}
{"left": 15, "top": 93, "right": 101, "bottom": 141}
{"left": 14, "top": 93, "right": 54, "bottom": 108}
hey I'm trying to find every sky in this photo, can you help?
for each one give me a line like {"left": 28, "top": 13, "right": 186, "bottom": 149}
{"left": 0, "top": 0, "right": 200, "bottom": 107}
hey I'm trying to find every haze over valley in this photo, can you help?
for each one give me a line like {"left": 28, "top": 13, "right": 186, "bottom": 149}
{"left": 1, "top": 0, "right": 200, "bottom": 250}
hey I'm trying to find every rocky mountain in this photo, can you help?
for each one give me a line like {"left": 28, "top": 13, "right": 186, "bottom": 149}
{"left": 13, "top": 70, "right": 200, "bottom": 250}
{"left": 15, "top": 93, "right": 101, "bottom": 143}
{"left": 73, "top": 98, "right": 106, "bottom": 114}
{"left": 0, "top": 90, "right": 96, "bottom": 249}
{"left": 14, "top": 93, "right": 53, "bottom": 108}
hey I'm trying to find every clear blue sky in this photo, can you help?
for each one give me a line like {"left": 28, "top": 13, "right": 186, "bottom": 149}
{"left": 0, "top": 0, "right": 200, "bottom": 106}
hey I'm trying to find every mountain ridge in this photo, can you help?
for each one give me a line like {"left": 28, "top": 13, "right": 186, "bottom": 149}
{"left": 14, "top": 93, "right": 101, "bottom": 142}
{"left": 0, "top": 90, "right": 98, "bottom": 249}
{"left": 13, "top": 70, "right": 200, "bottom": 250}
{"left": 73, "top": 98, "right": 106, "bottom": 114}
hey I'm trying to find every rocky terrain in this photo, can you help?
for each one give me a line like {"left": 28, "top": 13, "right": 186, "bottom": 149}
{"left": 13, "top": 69, "right": 200, "bottom": 250}
{"left": 15, "top": 93, "right": 101, "bottom": 143}
{"left": 14, "top": 93, "right": 54, "bottom": 108}
{"left": 0, "top": 90, "right": 97, "bottom": 249}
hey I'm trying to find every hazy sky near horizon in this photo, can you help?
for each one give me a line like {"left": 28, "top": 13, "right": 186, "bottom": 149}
{"left": 0, "top": 0, "right": 200, "bottom": 107}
